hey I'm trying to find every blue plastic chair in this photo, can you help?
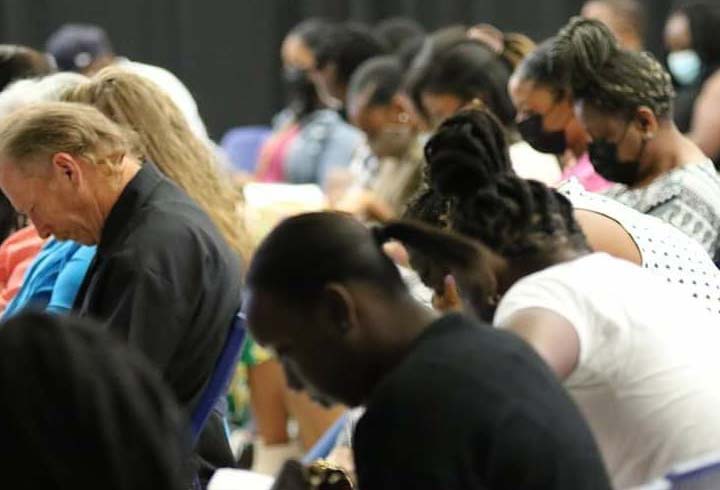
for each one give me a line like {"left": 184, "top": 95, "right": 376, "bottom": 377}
{"left": 301, "top": 411, "right": 349, "bottom": 464}
{"left": 220, "top": 126, "right": 272, "bottom": 173}
{"left": 190, "top": 311, "right": 246, "bottom": 443}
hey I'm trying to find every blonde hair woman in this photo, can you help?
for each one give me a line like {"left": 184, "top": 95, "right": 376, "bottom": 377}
{"left": 64, "top": 67, "right": 252, "bottom": 262}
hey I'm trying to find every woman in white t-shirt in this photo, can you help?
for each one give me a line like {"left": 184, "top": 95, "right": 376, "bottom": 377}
{"left": 381, "top": 176, "right": 720, "bottom": 489}
{"left": 388, "top": 108, "right": 720, "bottom": 487}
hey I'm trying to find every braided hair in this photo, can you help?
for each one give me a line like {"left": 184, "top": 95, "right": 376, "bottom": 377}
{"left": 551, "top": 16, "right": 675, "bottom": 117}
{"left": 424, "top": 108, "right": 514, "bottom": 194}
{"left": 409, "top": 108, "right": 588, "bottom": 259}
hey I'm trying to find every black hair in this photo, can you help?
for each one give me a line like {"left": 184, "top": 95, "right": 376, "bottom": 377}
{"left": 0, "top": 45, "right": 44, "bottom": 241}
{"left": 0, "top": 311, "right": 189, "bottom": 490}
{"left": 286, "top": 18, "right": 335, "bottom": 56}
{"left": 282, "top": 19, "right": 334, "bottom": 120}
{"left": 0, "top": 44, "right": 53, "bottom": 92}
{"left": 373, "top": 17, "right": 426, "bottom": 54}
{"left": 514, "top": 38, "right": 569, "bottom": 98}
{"left": 405, "top": 29, "right": 516, "bottom": 126}
{"left": 314, "top": 22, "right": 388, "bottom": 88}
{"left": 396, "top": 34, "right": 425, "bottom": 70}
{"left": 409, "top": 108, "right": 588, "bottom": 258}
{"left": 673, "top": 1, "right": 720, "bottom": 78}
{"left": 347, "top": 55, "right": 403, "bottom": 109}
{"left": 0, "top": 192, "right": 26, "bottom": 243}
{"left": 378, "top": 219, "right": 480, "bottom": 275}
{"left": 247, "top": 212, "right": 407, "bottom": 303}
{"left": 400, "top": 189, "right": 452, "bottom": 293}
{"left": 551, "top": 17, "right": 675, "bottom": 117}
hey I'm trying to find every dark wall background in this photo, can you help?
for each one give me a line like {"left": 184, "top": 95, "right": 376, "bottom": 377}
{"left": 0, "top": 0, "right": 675, "bottom": 140}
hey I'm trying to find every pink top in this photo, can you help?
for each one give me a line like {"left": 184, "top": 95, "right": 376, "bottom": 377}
{"left": 561, "top": 153, "right": 612, "bottom": 193}
{"left": 0, "top": 225, "right": 45, "bottom": 312}
{"left": 256, "top": 124, "right": 301, "bottom": 183}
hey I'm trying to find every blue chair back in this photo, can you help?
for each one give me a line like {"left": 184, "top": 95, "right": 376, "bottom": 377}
{"left": 191, "top": 311, "right": 246, "bottom": 443}
{"left": 220, "top": 126, "right": 272, "bottom": 173}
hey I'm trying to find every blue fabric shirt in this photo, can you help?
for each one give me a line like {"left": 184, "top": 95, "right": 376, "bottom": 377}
{"left": 2, "top": 239, "right": 95, "bottom": 318}
{"left": 280, "top": 109, "right": 363, "bottom": 185}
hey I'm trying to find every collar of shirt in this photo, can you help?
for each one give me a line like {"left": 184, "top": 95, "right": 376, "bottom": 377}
{"left": 98, "top": 162, "right": 164, "bottom": 256}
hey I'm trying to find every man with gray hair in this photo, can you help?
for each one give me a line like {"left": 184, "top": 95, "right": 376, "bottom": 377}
{"left": 0, "top": 101, "right": 241, "bottom": 481}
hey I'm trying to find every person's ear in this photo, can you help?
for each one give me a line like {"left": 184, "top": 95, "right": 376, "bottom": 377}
{"left": 50, "top": 152, "right": 81, "bottom": 185}
{"left": 322, "top": 283, "right": 357, "bottom": 336}
{"left": 635, "top": 106, "right": 659, "bottom": 139}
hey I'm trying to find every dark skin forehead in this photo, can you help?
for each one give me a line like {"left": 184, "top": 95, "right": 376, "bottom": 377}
{"left": 508, "top": 77, "right": 557, "bottom": 118}
{"left": 348, "top": 86, "right": 391, "bottom": 140}
{"left": 421, "top": 92, "right": 465, "bottom": 127}
{"left": 281, "top": 35, "right": 316, "bottom": 70}
{"left": 575, "top": 100, "right": 631, "bottom": 142}
{"left": 245, "top": 289, "right": 299, "bottom": 355}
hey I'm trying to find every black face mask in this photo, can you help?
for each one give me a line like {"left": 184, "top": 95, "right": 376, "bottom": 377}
{"left": 283, "top": 66, "right": 318, "bottom": 118}
{"left": 517, "top": 114, "right": 567, "bottom": 155}
{"left": 588, "top": 123, "right": 648, "bottom": 186}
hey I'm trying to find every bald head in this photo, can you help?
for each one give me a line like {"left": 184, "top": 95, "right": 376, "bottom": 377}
{"left": 582, "top": 0, "right": 646, "bottom": 50}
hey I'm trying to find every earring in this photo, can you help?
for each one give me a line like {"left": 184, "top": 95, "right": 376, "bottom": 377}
{"left": 398, "top": 112, "right": 410, "bottom": 124}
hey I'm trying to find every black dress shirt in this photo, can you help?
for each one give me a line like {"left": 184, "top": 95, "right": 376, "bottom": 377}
{"left": 74, "top": 163, "right": 242, "bottom": 478}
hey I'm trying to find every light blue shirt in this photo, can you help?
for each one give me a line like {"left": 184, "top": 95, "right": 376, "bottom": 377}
{"left": 2, "top": 239, "right": 96, "bottom": 318}
{"left": 281, "top": 109, "right": 363, "bottom": 185}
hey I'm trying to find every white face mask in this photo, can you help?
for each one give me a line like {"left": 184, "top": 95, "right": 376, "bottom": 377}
{"left": 667, "top": 49, "right": 702, "bottom": 86}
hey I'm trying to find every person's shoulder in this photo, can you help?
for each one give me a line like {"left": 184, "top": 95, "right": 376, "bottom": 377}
{"left": 365, "top": 315, "right": 535, "bottom": 406}
{"left": 495, "top": 254, "right": 625, "bottom": 327}
{"left": 122, "top": 188, "right": 234, "bottom": 267}
{"left": 302, "top": 110, "right": 362, "bottom": 137}
{"left": 134, "top": 201, "right": 223, "bottom": 253}
{"left": 700, "top": 70, "right": 720, "bottom": 101}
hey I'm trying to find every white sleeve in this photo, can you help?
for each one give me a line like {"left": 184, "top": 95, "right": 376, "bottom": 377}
{"left": 493, "top": 271, "right": 594, "bottom": 367}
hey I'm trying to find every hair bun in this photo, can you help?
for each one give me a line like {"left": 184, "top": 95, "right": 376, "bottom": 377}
{"left": 425, "top": 108, "right": 513, "bottom": 198}
{"left": 551, "top": 16, "right": 618, "bottom": 91}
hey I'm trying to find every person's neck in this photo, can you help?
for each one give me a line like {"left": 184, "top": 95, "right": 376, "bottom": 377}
{"left": 362, "top": 295, "right": 439, "bottom": 401}
{"left": 90, "top": 157, "right": 142, "bottom": 243}
{"left": 633, "top": 124, "right": 699, "bottom": 188}
{"left": 495, "top": 247, "right": 589, "bottom": 296}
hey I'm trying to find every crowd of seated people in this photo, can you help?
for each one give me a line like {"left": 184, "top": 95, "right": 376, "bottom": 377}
{"left": 2, "top": 2, "right": 720, "bottom": 489}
